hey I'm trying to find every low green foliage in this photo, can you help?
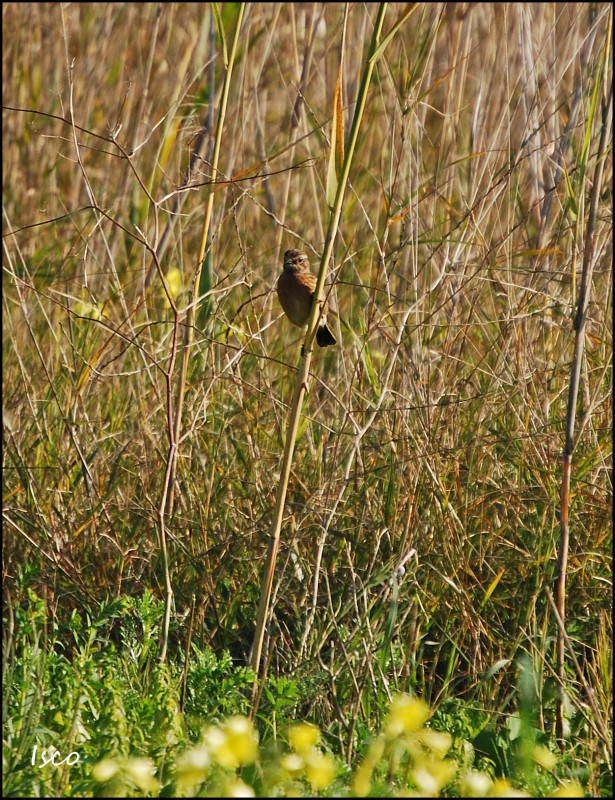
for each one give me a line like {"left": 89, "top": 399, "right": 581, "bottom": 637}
{"left": 2, "top": 592, "right": 596, "bottom": 797}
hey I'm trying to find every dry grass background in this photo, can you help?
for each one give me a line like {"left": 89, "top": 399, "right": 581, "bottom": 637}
{"left": 2, "top": 1, "right": 612, "bottom": 783}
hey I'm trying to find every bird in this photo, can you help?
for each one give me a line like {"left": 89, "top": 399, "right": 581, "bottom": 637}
{"left": 276, "top": 249, "right": 337, "bottom": 347}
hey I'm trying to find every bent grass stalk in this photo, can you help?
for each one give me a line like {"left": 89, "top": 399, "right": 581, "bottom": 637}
{"left": 250, "top": 2, "right": 417, "bottom": 706}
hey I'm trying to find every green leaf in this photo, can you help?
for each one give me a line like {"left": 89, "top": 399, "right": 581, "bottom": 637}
{"left": 482, "top": 659, "right": 512, "bottom": 682}
{"left": 212, "top": 2, "right": 228, "bottom": 64}
{"left": 370, "top": 4, "right": 418, "bottom": 65}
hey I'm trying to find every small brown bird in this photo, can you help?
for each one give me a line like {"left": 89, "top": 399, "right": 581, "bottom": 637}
{"left": 276, "top": 249, "right": 337, "bottom": 347}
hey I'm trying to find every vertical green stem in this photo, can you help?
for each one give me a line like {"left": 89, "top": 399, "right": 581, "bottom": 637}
{"left": 250, "top": 1, "right": 389, "bottom": 700}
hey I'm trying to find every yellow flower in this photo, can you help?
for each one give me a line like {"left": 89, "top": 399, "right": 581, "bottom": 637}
{"left": 533, "top": 745, "right": 557, "bottom": 772}
{"left": 386, "top": 694, "right": 430, "bottom": 737}
{"left": 161, "top": 267, "right": 183, "bottom": 306}
{"left": 288, "top": 722, "right": 320, "bottom": 753}
{"left": 549, "top": 783, "right": 585, "bottom": 798}
{"left": 417, "top": 729, "right": 453, "bottom": 759}
{"left": 491, "top": 778, "right": 530, "bottom": 797}
{"left": 175, "top": 744, "right": 210, "bottom": 790}
{"left": 411, "top": 757, "right": 457, "bottom": 795}
{"left": 221, "top": 777, "right": 256, "bottom": 797}
{"left": 304, "top": 748, "right": 336, "bottom": 790}
{"left": 459, "top": 770, "right": 493, "bottom": 797}
{"left": 123, "top": 756, "right": 158, "bottom": 792}
{"left": 204, "top": 717, "right": 258, "bottom": 769}
{"left": 352, "top": 735, "right": 386, "bottom": 797}
{"left": 91, "top": 758, "right": 119, "bottom": 782}
{"left": 279, "top": 753, "right": 304, "bottom": 774}
{"left": 224, "top": 717, "right": 258, "bottom": 766}
{"left": 73, "top": 299, "right": 102, "bottom": 320}
{"left": 352, "top": 761, "right": 374, "bottom": 797}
